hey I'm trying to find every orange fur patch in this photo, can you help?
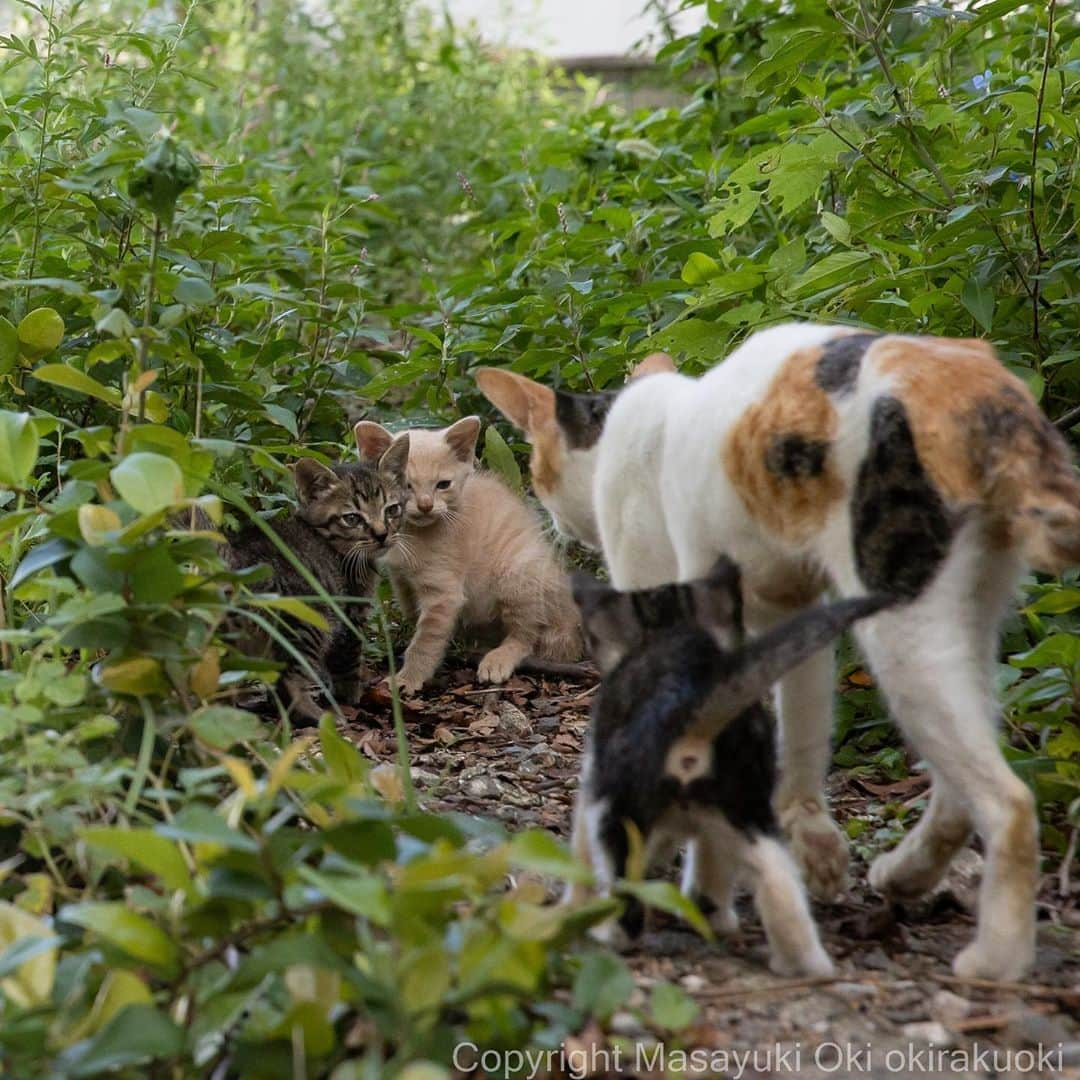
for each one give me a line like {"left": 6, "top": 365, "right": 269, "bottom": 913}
{"left": 529, "top": 424, "right": 565, "bottom": 496}
{"left": 723, "top": 347, "right": 844, "bottom": 542}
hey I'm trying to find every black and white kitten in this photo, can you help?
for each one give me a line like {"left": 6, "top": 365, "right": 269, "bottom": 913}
{"left": 571, "top": 557, "right": 889, "bottom": 976}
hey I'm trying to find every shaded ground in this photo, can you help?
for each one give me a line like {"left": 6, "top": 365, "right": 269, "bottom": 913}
{"left": 343, "top": 665, "right": 1080, "bottom": 1079}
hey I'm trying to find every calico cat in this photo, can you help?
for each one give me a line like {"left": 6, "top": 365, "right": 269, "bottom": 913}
{"left": 478, "top": 324, "right": 1080, "bottom": 981}
{"left": 217, "top": 439, "right": 408, "bottom": 722}
{"left": 353, "top": 417, "right": 581, "bottom": 695}
{"left": 573, "top": 558, "right": 888, "bottom": 975}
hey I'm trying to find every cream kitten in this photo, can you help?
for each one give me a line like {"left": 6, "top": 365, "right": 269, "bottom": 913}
{"left": 478, "top": 324, "right": 1080, "bottom": 982}
{"left": 354, "top": 417, "right": 581, "bottom": 695}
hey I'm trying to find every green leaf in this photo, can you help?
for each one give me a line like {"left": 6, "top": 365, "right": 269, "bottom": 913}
{"left": 1010, "top": 634, "right": 1080, "bottom": 673}
{"left": 790, "top": 251, "right": 872, "bottom": 297}
{"left": 110, "top": 453, "right": 184, "bottom": 514}
{"left": 681, "top": 252, "right": 720, "bottom": 286}
{"left": 61, "top": 903, "right": 179, "bottom": 971}
{"left": 319, "top": 713, "right": 368, "bottom": 783}
{"left": 263, "top": 403, "right": 298, "bottom": 437}
{"left": 0, "top": 317, "right": 18, "bottom": 375}
{"left": 507, "top": 829, "right": 592, "bottom": 883}
{"left": 156, "top": 804, "right": 259, "bottom": 852}
{"left": 619, "top": 880, "right": 713, "bottom": 939}
{"left": 250, "top": 596, "right": 330, "bottom": 631}
{"left": 483, "top": 425, "right": 522, "bottom": 493}
{"left": 961, "top": 278, "right": 995, "bottom": 331}
{"left": 0, "top": 903, "right": 57, "bottom": 1008}
{"left": 81, "top": 828, "right": 192, "bottom": 892}
{"left": 1024, "top": 588, "right": 1080, "bottom": 615}
{"left": 297, "top": 865, "right": 392, "bottom": 925}
{"left": 0, "top": 411, "right": 39, "bottom": 487}
{"left": 174, "top": 277, "right": 215, "bottom": 306}
{"left": 31, "top": 363, "right": 122, "bottom": 407}
{"left": 93, "top": 656, "right": 168, "bottom": 696}
{"left": 61, "top": 1004, "right": 183, "bottom": 1077}
{"left": 650, "top": 981, "right": 700, "bottom": 1031}
{"left": 571, "top": 951, "right": 634, "bottom": 1019}
{"left": 821, "top": 212, "right": 850, "bottom": 244}
{"left": 17, "top": 307, "right": 64, "bottom": 357}
{"left": 189, "top": 705, "right": 263, "bottom": 749}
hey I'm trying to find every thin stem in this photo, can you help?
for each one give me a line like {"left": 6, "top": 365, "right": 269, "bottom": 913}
{"left": 137, "top": 215, "right": 163, "bottom": 424}
{"left": 1028, "top": 0, "right": 1056, "bottom": 358}
{"left": 373, "top": 590, "right": 416, "bottom": 813}
{"left": 124, "top": 698, "right": 157, "bottom": 815}
{"left": 24, "top": 0, "right": 58, "bottom": 302}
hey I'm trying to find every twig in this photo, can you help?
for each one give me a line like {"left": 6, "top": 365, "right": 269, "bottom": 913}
{"left": 929, "top": 973, "right": 1080, "bottom": 1004}
{"left": 1028, "top": 0, "right": 1057, "bottom": 357}
{"left": 695, "top": 973, "right": 851, "bottom": 1000}
{"left": 1055, "top": 404, "right": 1080, "bottom": 432}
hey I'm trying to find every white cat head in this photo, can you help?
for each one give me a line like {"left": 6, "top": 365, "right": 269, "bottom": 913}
{"left": 475, "top": 354, "right": 674, "bottom": 548}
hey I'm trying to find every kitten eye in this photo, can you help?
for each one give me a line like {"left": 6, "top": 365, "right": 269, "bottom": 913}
{"left": 436, "top": 480, "right": 452, "bottom": 490}
{"left": 340, "top": 512, "right": 363, "bottom": 527}
{"left": 385, "top": 503, "right": 400, "bottom": 518}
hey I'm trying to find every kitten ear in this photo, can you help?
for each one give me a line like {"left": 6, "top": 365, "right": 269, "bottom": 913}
{"left": 354, "top": 420, "right": 395, "bottom": 462}
{"left": 571, "top": 573, "right": 636, "bottom": 675}
{"left": 444, "top": 416, "right": 481, "bottom": 463}
{"left": 475, "top": 368, "right": 556, "bottom": 436}
{"left": 691, "top": 555, "right": 745, "bottom": 649}
{"left": 630, "top": 352, "right": 676, "bottom": 380}
{"left": 378, "top": 432, "right": 410, "bottom": 483}
{"left": 293, "top": 457, "right": 339, "bottom": 502}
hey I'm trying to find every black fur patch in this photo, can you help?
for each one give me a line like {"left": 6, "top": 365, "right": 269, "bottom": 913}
{"left": 765, "top": 433, "right": 829, "bottom": 478}
{"left": 852, "top": 397, "right": 952, "bottom": 599}
{"left": 815, "top": 333, "right": 881, "bottom": 395}
{"left": 555, "top": 389, "right": 617, "bottom": 449}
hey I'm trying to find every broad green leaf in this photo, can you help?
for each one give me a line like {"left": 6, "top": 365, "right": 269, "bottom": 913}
{"left": 31, "top": 363, "right": 122, "bottom": 407}
{"left": 1010, "top": 634, "right": 1080, "bottom": 673}
{"left": 650, "top": 980, "right": 700, "bottom": 1031}
{"left": 174, "top": 277, "right": 215, "bottom": 306}
{"left": 821, "top": 212, "right": 850, "bottom": 244}
{"left": 319, "top": 713, "right": 368, "bottom": 783}
{"left": 1025, "top": 588, "right": 1080, "bottom": 615}
{"left": 483, "top": 425, "right": 522, "bottom": 493}
{"left": 507, "top": 829, "right": 592, "bottom": 883}
{"left": 110, "top": 452, "right": 184, "bottom": 514}
{"left": 0, "top": 411, "right": 39, "bottom": 487}
{"left": 619, "top": 879, "right": 713, "bottom": 940}
{"left": 297, "top": 866, "right": 392, "bottom": 925}
{"left": 61, "top": 902, "right": 179, "bottom": 971}
{"left": 0, "top": 903, "right": 57, "bottom": 1007}
{"left": 17, "top": 307, "right": 64, "bottom": 356}
{"left": 0, "top": 316, "right": 18, "bottom": 374}
{"left": 189, "top": 705, "right": 263, "bottom": 750}
{"left": 571, "top": 951, "right": 634, "bottom": 1019}
{"left": 961, "top": 278, "right": 994, "bottom": 331}
{"left": 93, "top": 656, "right": 167, "bottom": 695}
{"left": 81, "top": 827, "right": 192, "bottom": 892}
{"left": 681, "top": 251, "right": 720, "bottom": 286}
{"left": 61, "top": 1004, "right": 183, "bottom": 1077}
{"left": 790, "top": 251, "right": 872, "bottom": 297}
{"left": 156, "top": 804, "right": 259, "bottom": 852}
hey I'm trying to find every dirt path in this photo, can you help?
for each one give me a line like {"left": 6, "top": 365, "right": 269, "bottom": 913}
{"left": 344, "top": 667, "right": 1080, "bottom": 1079}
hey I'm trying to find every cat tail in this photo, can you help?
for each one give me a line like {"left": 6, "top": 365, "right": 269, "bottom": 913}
{"left": 987, "top": 427, "right": 1080, "bottom": 573}
{"left": 697, "top": 594, "right": 893, "bottom": 740}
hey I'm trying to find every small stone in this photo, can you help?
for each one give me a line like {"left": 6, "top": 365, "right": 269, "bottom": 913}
{"left": 609, "top": 1010, "right": 645, "bottom": 1036}
{"left": 831, "top": 981, "right": 878, "bottom": 1000}
{"left": 1004, "top": 1007, "right": 1075, "bottom": 1048}
{"left": 902, "top": 1021, "right": 953, "bottom": 1046}
{"left": 930, "top": 989, "right": 974, "bottom": 1029}
{"left": 465, "top": 776, "right": 497, "bottom": 798}
{"left": 680, "top": 973, "right": 707, "bottom": 993}
{"left": 498, "top": 701, "right": 532, "bottom": 736}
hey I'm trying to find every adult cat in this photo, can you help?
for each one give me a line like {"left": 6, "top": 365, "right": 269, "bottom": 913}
{"left": 477, "top": 323, "right": 1080, "bottom": 980}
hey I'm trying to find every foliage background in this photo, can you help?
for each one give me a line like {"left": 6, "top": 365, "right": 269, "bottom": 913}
{"left": 0, "top": 0, "right": 1077, "bottom": 1074}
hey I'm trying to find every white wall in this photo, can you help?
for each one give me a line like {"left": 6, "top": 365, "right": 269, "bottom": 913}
{"left": 433, "top": 0, "right": 705, "bottom": 57}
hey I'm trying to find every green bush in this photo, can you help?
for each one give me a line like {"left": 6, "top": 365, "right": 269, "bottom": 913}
{"left": 0, "top": 0, "right": 1077, "bottom": 1072}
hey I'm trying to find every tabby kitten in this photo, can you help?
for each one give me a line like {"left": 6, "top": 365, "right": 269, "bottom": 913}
{"left": 219, "top": 438, "right": 408, "bottom": 722}
{"left": 573, "top": 557, "right": 888, "bottom": 976}
{"left": 353, "top": 417, "right": 581, "bottom": 695}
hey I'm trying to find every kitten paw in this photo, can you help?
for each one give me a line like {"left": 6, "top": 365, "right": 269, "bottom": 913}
{"left": 477, "top": 649, "right": 518, "bottom": 684}
{"left": 782, "top": 799, "right": 849, "bottom": 902}
{"left": 384, "top": 671, "right": 424, "bottom": 698}
{"left": 770, "top": 944, "right": 834, "bottom": 979}
{"left": 589, "top": 918, "right": 632, "bottom": 951}
{"left": 868, "top": 845, "right": 929, "bottom": 901}
{"left": 708, "top": 906, "right": 740, "bottom": 936}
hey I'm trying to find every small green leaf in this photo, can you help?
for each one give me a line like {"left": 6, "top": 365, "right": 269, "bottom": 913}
{"left": 619, "top": 879, "right": 713, "bottom": 940}
{"left": 297, "top": 866, "right": 392, "bottom": 925}
{"left": 961, "top": 278, "right": 994, "bottom": 331}
{"left": 17, "top": 307, "right": 64, "bottom": 357}
{"left": 681, "top": 251, "right": 720, "bottom": 285}
{"left": 31, "top": 363, "right": 122, "bottom": 407}
{"left": 250, "top": 596, "right": 330, "bottom": 631}
{"left": 61, "top": 903, "right": 179, "bottom": 971}
{"left": 508, "top": 829, "right": 592, "bottom": 883}
{"left": 0, "top": 411, "right": 39, "bottom": 487}
{"left": 319, "top": 713, "right": 368, "bottom": 783}
{"left": 93, "top": 656, "right": 168, "bottom": 696}
{"left": 821, "top": 211, "right": 850, "bottom": 244}
{"left": 572, "top": 951, "right": 634, "bottom": 1019}
{"left": 61, "top": 1004, "right": 183, "bottom": 1077}
{"left": 0, "top": 317, "right": 19, "bottom": 374}
{"left": 650, "top": 980, "right": 700, "bottom": 1031}
{"left": 189, "top": 705, "right": 263, "bottom": 749}
{"left": 156, "top": 804, "right": 259, "bottom": 852}
{"left": 483, "top": 425, "right": 522, "bottom": 493}
{"left": 174, "top": 277, "right": 215, "bottom": 306}
{"left": 110, "top": 453, "right": 184, "bottom": 514}
{"left": 81, "top": 828, "right": 192, "bottom": 892}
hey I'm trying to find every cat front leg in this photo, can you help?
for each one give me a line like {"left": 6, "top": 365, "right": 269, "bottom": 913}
{"left": 393, "top": 586, "right": 464, "bottom": 695}
{"left": 477, "top": 635, "right": 531, "bottom": 684}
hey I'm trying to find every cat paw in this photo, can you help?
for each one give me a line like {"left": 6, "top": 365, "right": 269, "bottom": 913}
{"left": 477, "top": 649, "right": 517, "bottom": 685}
{"left": 770, "top": 944, "right": 834, "bottom": 979}
{"left": 383, "top": 671, "right": 424, "bottom": 698}
{"left": 782, "top": 799, "right": 849, "bottom": 902}
{"left": 952, "top": 937, "right": 1034, "bottom": 981}
{"left": 708, "top": 905, "right": 740, "bottom": 936}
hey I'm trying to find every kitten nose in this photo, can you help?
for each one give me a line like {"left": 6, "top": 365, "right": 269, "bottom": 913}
{"left": 372, "top": 527, "right": 387, "bottom": 542}
{"left": 416, "top": 496, "right": 433, "bottom": 512}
